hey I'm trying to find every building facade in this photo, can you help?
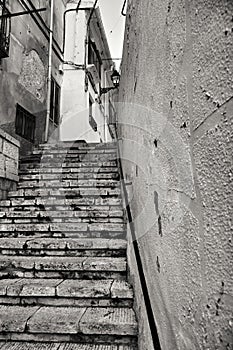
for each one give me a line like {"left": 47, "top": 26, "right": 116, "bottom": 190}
{"left": 60, "top": 0, "right": 116, "bottom": 143}
{"left": 0, "top": 0, "right": 116, "bottom": 153}
{"left": 118, "top": 0, "right": 233, "bottom": 349}
{"left": 0, "top": 0, "right": 67, "bottom": 154}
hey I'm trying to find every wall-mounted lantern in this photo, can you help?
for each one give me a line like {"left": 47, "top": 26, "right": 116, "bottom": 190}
{"left": 100, "top": 70, "right": 120, "bottom": 95}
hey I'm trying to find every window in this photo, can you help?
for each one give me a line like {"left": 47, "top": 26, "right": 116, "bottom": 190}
{"left": 88, "top": 39, "right": 102, "bottom": 80}
{"left": 89, "top": 95, "right": 97, "bottom": 132}
{"left": 15, "top": 104, "right": 35, "bottom": 142}
{"left": 0, "top": 0, "right": 11, "bottom": 58}
{"left": 50, "top": 77, "right": 61, "bottom": 125}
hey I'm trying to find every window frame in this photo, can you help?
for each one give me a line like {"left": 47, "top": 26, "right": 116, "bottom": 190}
{"left": 88, "top": 39, "right": 102, "bottom": 81}
{"left": 15, "top": 104, "right": 36, "bottom": 143}
{"left": 49, "top": 76, "right": 61, "bottom": 126}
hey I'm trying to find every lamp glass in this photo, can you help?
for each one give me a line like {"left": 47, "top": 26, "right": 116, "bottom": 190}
{"left": 111, "top": 70, "right": 120, "bottom": 87}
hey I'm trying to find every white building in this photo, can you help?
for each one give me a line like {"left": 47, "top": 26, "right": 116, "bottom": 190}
{"left": 60, "top": 0, "right": 117, "bottom": 143}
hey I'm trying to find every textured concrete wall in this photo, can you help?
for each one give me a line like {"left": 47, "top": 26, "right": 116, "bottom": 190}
{"left": 118, "top": 0, "right": 233, "bottom": 349}
{"left": 0, "top": 0, "right": 65, "bottom": 152}
{"left": 0, "top": 128, "right": 19, "bottom": 199}
{"left": 60, "top": 1, "right": 114, "bottom": 143}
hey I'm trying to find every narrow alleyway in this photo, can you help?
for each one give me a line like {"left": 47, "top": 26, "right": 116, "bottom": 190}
{"left": 0, "top": 141, "right": 138, "bottom": 349}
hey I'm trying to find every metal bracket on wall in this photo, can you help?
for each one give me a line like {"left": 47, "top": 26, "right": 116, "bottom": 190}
{"left": 121, "top": 0, "right": 127, "bottom": 16}
{"left": 0, "top": 8, "right": 46, "bottom": 19}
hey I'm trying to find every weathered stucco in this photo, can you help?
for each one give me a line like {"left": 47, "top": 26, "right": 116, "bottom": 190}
{"left": 0, "top": 128, "right": 19, "bottom": 199}
{"left": 118, "top": 0, "right": 233, "bottom": 349}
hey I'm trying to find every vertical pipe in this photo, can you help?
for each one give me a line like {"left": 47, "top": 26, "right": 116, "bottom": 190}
{"left": 44, "top": 0, "right": 54, "bottom": 142}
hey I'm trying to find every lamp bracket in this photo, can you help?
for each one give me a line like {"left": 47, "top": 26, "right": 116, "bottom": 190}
{"left": 100, "top": 86, "right": 117, "bottom": 95}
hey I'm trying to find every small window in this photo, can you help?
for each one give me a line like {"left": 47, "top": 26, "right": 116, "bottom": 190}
{"left": 88, "top": 39, "right": 102, "bottom": 80}
{"left": 0, "top": 0, "right": 11, "bottom": 58}
{"left": 50, "top": 77, "right": 61, "bottom": 125}
{"left": 15, "top": 104, "right": 35, "bottom": 142}
{"left": 89, "top": 96, "right": 97, "bottom": 132}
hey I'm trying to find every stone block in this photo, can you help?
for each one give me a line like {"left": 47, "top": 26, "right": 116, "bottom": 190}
{"left": 2, "top": 141, "right": 19, "bottom": 161}
{"left": 34, "top": 257, "right": 85, "bottom": 271}
{"left": 82, "top": 257, "right": 126, "bottom": 272}
{"left": 79, "top": 307, "right": 137, "bottom": 336}
{"left": 5, "top": 158, "right": 17, "bottom": 174}
{"left": 57, "top": 280, "right": 112, "bottom": 298}
{"left": 111, "top": 281, "right": 133, "bottom": 299}
{"left": 0, "top": 154, "right": 5, "bottom": 172}
{"left": 0, "top": 305, "right": 39, "bottom": 333}
{"left": 7, "top": 279, "right": 62, "bottom": 297}
{"left": 27, "top": 306, "right": 86, "bottom": 334}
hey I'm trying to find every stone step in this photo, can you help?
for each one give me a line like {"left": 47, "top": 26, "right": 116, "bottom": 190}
{"left": 0, "top": 210, "right": 124, "bottom": 219}
{"left": 7, "top": 188, "right": 121, "bottom": 199}
{"left": 18, "top": 167, "right": 119, "bottom": 175}
{"left": 0, "top": 220, "right": 125, "bottom": 237}
{"left": 38, "top": 141, "right": 117, "bottom": 149}
{"left": 17, "top": 179, "right": 120, "bottom": 189}
{"left": 20, "top": 154, "right": 118, "bottom": 164}
{"left": 0, "top": 306, "right": 137, "bottom": 344}
{"left": 19, "top": 173, "right": 120, "bottom": 181}
{"left": 31, "top": 142, "right": 117, "bottom": 152}
{"left": 20, "top": 161, "right": 117, "bottom": 170}
{"left": 0, "top": 279, "right": 133, "bottom": 308}
{"left": 0, "top": 197, "right": 122, "bottom": 208}
{"left": 0, "top": 219, "right": 124, "bottom": 226}
{"left": 0, "top": 237, "right": 127, "bottom": 257}
{"left": 0, "top": 217, "right": 124, "bottom": 225}
{"left": 28, "top": 148, "right": 117, "bottom": 155}
{"left": 0, "top": 342, "right": 136, "bottom": 350}
{"left": 0, "top": 205, "right": 123, "bottom": 214}
{"left": 0, "top": 256, "right": 127, "bottom": 280}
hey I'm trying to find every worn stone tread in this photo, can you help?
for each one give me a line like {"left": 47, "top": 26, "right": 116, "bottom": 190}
{"left": 7, "top": 188, "right": 121, "bottom": 198}
{"left": 0, "top": 305, "right": 137, "bottom": 337}
{"left": 0, "top": 210, "right": 124, "bottom": 219}
{"left": 0, "top": 238, "right": 127, "bottom": 251}
{"left": 0, "top": 306, "right": 40, "bottom": 332}
{"left": 20, "top": 161, "right": 117, "bottom": 170}
{"left": 18, "top": 167, "right": 119, "bottom": 175}
{"left": 0, "top": 343, "right": 136, "bottom": 349}
{"left": 0, "top": 222, "right": 125, "bottom": 233}
{"left": 26, "top": 306, "right": 137, "bottom": 336}
{"left": 18, "top": 173, "right": 120, "bottom": 181}
{"left": 0, "top": 342, "right": 60, "bottom": 349}
{"left": 0, "top": 256, "right": 126, "bottom": 273}
{"left": 0, "top": 279, "right": 133, "bottom": 300}
{"left": 79, "top": 307, "right": 137, "bottom": 335}
{"left": 0, "top": 198, "right": 122, "bottom": 210}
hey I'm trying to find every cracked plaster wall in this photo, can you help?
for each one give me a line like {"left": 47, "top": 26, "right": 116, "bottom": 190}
{"left": 118, "top": 0, "right": 233, "bottom": 349}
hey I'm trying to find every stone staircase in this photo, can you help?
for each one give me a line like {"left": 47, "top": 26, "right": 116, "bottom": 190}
{"left": 0, "top": 142, "right": 138, "bottom": 350}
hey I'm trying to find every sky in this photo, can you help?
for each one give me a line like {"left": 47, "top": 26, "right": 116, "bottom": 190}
{"left": 97, "top": 0, "right": 126, "bottom": 69}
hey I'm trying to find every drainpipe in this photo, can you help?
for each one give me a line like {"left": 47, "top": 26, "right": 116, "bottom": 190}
{"left": 44, "top": 0, "right": 54, "bottom": 142}
{"left": 84, "top": 0, "right": 99, "bottom": 71}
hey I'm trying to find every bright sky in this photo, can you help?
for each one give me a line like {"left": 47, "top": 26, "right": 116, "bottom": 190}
{"left": 98, "top": 0, "right": 126, "bottom": 69}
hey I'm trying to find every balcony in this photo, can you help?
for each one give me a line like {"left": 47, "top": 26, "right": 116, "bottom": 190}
{"left": 0, "top": 0, "right": 11, "bottom": 58}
